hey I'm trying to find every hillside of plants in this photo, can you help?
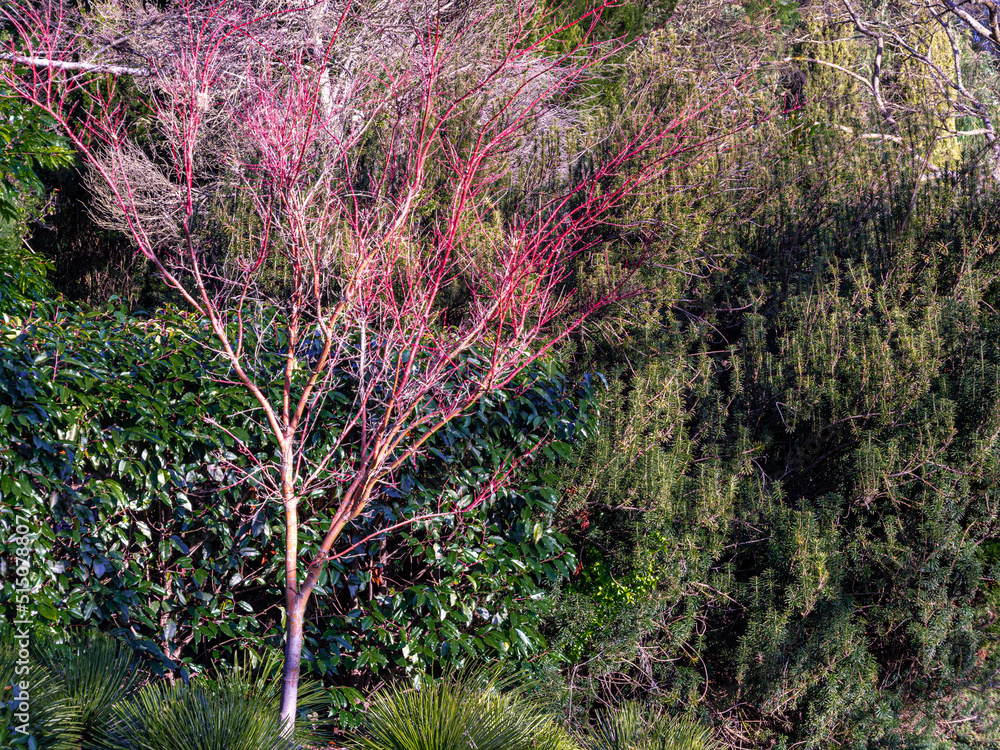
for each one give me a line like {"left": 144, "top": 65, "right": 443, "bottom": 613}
{"left": 3, "top": 0, "right": 1000, "bottom": 747}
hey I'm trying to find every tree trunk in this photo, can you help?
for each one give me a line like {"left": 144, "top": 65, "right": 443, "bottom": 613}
{"left": 279, "top": 445, "right": 302, "bottom": 733}
{"left": 280, "top": 593, "right": 307, "bottom": 731}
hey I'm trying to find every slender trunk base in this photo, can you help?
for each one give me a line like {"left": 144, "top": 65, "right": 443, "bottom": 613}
{"left": 279, "top": 597, "right": 306, "bottom": 733}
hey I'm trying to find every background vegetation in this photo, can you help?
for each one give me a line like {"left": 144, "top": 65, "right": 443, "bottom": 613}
{"left": 4, "top": 0, "right": 1000, "bottom": 747}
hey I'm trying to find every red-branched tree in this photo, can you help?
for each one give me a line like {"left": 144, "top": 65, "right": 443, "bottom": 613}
{"left": 0, "top": 0, "right": 757, "bottom": 726}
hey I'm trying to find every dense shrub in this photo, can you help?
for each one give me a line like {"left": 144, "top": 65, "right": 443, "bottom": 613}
{"left": 553, "top": 154, "right": 1000, "bottom": 747}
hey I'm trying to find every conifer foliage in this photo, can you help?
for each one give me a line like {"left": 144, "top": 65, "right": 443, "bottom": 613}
{"left": 556, "top": 149, "right": 1000, "bottom": 746}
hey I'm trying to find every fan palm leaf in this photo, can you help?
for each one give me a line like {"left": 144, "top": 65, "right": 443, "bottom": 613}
{"left": 111, "top": 681, "right": 297, "bottom": 750}
{"left": 200, "top": 650, "right": 330, "bottom": 745}
{"left": 349, "top": 669, "right": 578, "bottom": 750}
{"left": 31, "top": 630, "right": 144, "bottom": 747}
{"left": 584, "top": 702, "right": 720, "bottom": 750}
{"left": 0, "top": 631, "right": 80, "bottom": 750}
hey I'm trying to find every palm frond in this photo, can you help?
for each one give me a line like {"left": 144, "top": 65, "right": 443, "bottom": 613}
{"left": 201, "top": 649, "right": 330, "bottom": 744}
{"left": 0, "top": 630, "right": 81, "bottom": 750}
{"left": 112, "top": 681, "right": 298, "bottom": 750}
{"left": 32, "top": 629, "right": 144, "bottom": 747}
{"left": 349, "top": 668, "right": 579, "bottom": 750}
{"left": 584, "top": 703, "right": 721, "bottom": 750}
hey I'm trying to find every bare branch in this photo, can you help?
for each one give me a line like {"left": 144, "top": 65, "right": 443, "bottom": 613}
{"left": 0, "top": 53, "right": 151, "bottom": 76}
